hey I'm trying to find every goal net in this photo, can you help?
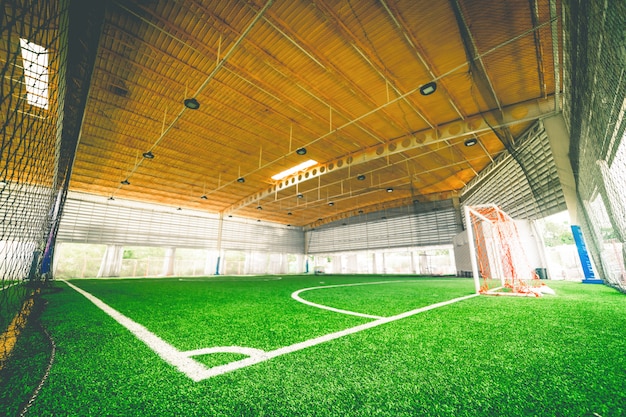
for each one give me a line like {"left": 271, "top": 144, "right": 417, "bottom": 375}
{"left": 464, "top": 204, "right": 545, "bottom": 296}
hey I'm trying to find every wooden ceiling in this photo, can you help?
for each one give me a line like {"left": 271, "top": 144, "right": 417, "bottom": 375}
{"left": 70, "top": 0, "right": 560, "bottom": 227}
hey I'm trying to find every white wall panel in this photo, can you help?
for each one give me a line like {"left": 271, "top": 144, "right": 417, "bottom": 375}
{"left": 57, "top": 192, "right": 304, "bottom": 253}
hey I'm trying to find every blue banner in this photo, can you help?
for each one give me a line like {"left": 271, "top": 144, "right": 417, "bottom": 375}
{"left": 571, "top": 225, "right": 596, "bottom": 279}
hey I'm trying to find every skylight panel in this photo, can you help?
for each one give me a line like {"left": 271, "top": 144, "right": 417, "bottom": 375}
{"left": 19, "top": 39, "right": 49, "bottom": 109}
{"left": 271, "top": 159, "right": 318, "bottom": 181}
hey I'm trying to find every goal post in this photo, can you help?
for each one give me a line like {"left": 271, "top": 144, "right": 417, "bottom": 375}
{"left": 464, "top": 204, "right": 545, "bottom": 296}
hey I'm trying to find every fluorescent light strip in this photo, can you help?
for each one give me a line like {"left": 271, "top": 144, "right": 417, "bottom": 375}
{"left": 19, "top": 39, "right": 49, "bottom": 109}
{"left": 271, "top": 159, "right": 317, "bottom": 181}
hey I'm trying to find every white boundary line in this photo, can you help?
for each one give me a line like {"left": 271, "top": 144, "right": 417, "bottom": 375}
{"left": 62, "top": 279, "right": 479, "bottom": 382}
{"left": 0, "top": 281, "right": 20, "bottom": 291}
{"left": 291, "top": 280, "right": 410, "bottom": 319}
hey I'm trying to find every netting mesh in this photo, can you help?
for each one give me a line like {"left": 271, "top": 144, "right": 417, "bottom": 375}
{"left": 465, "top": 204, "right": 544, "bottom": 296}
{"left": 563, "top": 0, "right": 626, "bottom": 290}
{"left": 0, "top": 0, "right": 66, "bottom": 366}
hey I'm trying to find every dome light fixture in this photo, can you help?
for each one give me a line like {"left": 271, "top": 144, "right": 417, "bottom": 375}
{"left": 386, "top": 187, "right": 394, "bottom": 193}
{"left": 297, "top": 193, "right": 304, "bottom": 199}
{"left": 296, "top": 147, "right": 307, "bottom": 155}
{"left": 419, "top": 81, "right": 437, "bottom": 96}
{"left": 464, "top": 138, "right": 478, "bottom": 147}
{"left": 184, "top": 98, "right": 200, "bottom": 110}
{"left": 328, "top": 201, "right": 334, "bottom": 206}
{"left": 257, "top": 206, "right": 262, "bottom": 210}
{"left": 356, "top": 174, "right": 366, "bottom": 181}
{"left": 121, "top": 179, "right": 130, "bottom": 185}
{"left": 287, "top": 212, "right": 292, "bottom": 215}
{"left": 237, "top": 177, "right": 245, "bottom": 183}
{"left": 200, "top": 195, "right": 208, "bottom": 200}
{"left": 143, "top": 151, "right": 154, "bottom": 159}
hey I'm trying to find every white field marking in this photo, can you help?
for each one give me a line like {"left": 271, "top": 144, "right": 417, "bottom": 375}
{"left": 0, "top": 281, "right": 20, "bottom": 291}
{"left": 194, "top": 291, "right": 480, "bottom": 379}
{"left": 291, "top": 280, "right": 413, "bottom": 319}
{"left": 62, "top": 279, "right": 478, "bottom": 382}
{"left": 62, "top": 280, "right": 212, "bottom": 382}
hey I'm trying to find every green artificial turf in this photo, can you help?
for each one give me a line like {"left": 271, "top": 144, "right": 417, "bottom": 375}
{"left": 2, "top": 275, "right": 625, "bottom": 416}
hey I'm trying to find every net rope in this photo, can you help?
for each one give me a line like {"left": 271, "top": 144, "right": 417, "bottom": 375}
{"left": 563, "top": 0, "right": 626, "bottom": 290}
{"left": 467, "top": 205, "right": 543, "bottom": 296}
{"left": 0, "top": 0, "right": 65, "bottom": 368}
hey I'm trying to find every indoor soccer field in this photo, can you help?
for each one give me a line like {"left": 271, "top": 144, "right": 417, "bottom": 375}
{"left": 2, "top": 275, "right": 625, "bottom": 416}
{"left": 2, "top": 0, "right": 626, "bottom": 416}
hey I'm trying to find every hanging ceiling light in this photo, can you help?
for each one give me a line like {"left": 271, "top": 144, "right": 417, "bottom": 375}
{"left": 121, "top": 179, "right": 130, "bottom": 185}
{"left": 184, "top": 98, "right": 200, "bottom": 109}
{"left": 287, "top": 212, "right": 293, "bottom": 215}
{"left": 257, "top": 206, "right": 262, "bottom": 210}
{"left": 356, "top": 174, "right": 366, "bottom": 181}
{"left": 297, "top": 193, "right": 304, "bottom": 199}
{"left": 108, "top": 196, "right": 115, "bottom": 201}
{"left": 237, "top": 177, "right": 245, "bottom": 183}
{"left": 296, "top": 147, "right": 307, "bottom": 155}
{"left": 143, "top": 151, "right": 154, "bottom": 159}
{"left": 464, "top": 138, "right": 478, "bottom": 147}
{"left": 328, "top": 201, "right": 334, "bottom": 206}
{"left": 420, "top": 81, "right": 437, "bottom": 96}
{"left": 386, "top": 187, "right": 394, "bottom": 193}
{"left": 200, "top": 195, "right": 208, "bottom": 200}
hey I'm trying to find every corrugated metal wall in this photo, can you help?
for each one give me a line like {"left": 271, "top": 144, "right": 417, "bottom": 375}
{"left": 57, "top": 192, "right": 304, "bottom": 253}
{"left": 460, "top": 121, "right": 566, "bottom": 220}
{"left": 305, "top": 200, "right": 462, "bottom": 254}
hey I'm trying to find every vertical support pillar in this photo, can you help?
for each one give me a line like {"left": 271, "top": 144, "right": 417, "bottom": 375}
{"left": 204, "top": 250, "right": 216, "bottom": 275}
{"left": 97, "top": 245, "right": 123, "bottom": 278}
{"left": 410, "top": 251, "right": 418, "bottom": 274}
{"left": 381, "top": 252, "right": 387, "bottom": 274}
{"left": 215, "top": 213, "right": 224, "bottom": 275}
{"left": 543, "top": 115, "right": 580, "bottom": 224}
{"left": 544, "top": 115, "right": 601, "bottom": 281}
{"left": 162, "top": 247, "right": 176, "bottom": 276}
{"left": 333, "top": 255, "right": 342, "bottom": 274}
{"left": 281, "top": 253, "right": 289, "bottom": 274}
{"left": 371, "top": 252, "right": 378, "bottom": 274}
{"left": 244, "top": 251, "right": 252, "bottom": 275}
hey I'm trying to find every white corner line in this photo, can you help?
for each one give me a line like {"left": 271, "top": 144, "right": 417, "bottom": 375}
{"left": 61, "top": 279, "right": 478, "bottom": 382}
{"left": 62, "top": 280, "right": 211, "bottom": 382}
